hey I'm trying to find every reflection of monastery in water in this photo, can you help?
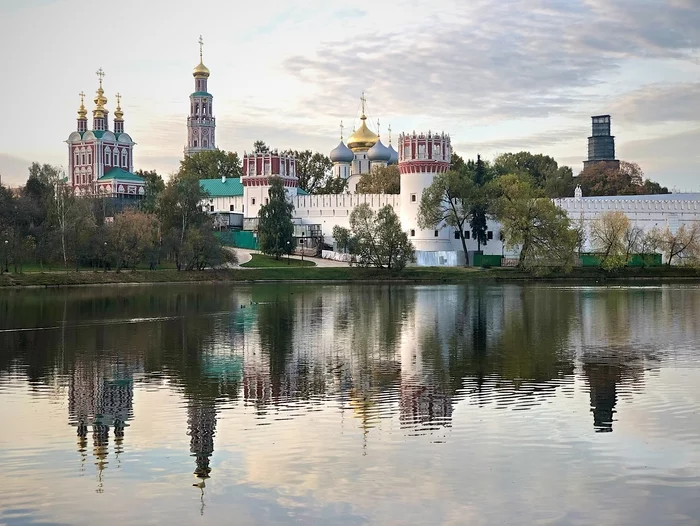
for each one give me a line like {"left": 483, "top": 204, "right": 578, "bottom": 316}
{"left": 52, "top": 282, "right": 685, "bottom": 490}
{"left": 68, "top": 357, "right": 136, "bottom": 489}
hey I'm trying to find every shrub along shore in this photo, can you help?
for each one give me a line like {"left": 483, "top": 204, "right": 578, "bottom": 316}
{"left": 1, "top": 265, "right": 700, "bottom": 289}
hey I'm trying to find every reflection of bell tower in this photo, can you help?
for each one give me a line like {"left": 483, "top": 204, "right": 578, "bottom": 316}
{"left": 583, "top": 363, "right": 620, "bottom": 432}
{"left": 187, "top": 399, "right": 218, "bottom": 479}
{"left": 93, "top": 421, "right": 110, "bottom": 493}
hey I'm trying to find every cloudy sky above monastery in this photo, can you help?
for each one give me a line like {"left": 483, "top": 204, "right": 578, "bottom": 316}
{"left": 0, "top": 0, "right": 698, "bottom": 189}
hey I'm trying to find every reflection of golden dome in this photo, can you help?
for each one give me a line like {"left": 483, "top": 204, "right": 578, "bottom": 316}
{"left": 193, "top": 61, "right": 210, "bottom": 78}
{"left": 347, "top": 115, "right": 378, "bottom": 152}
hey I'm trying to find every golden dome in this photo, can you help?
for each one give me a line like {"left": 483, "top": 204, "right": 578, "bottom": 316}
{"left": 347, "top": 115, "right": 378, "bottom": 152}
{"left": 193, "top": 36, "right": 210, "bottom": 78}
{"left": 77, "top": 91, "right": 87, "bottom": 119}
{"left": 193, "top": 61, "right": 210, "bottom": 78}
{"left": 114, "top": 92, "right": 124, "bottom": 121}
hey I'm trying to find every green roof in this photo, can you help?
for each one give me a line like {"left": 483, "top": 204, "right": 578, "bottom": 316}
{"left": 199, "top": 178, "right": 310, "bottom": 197}
{"left": 98, "top": 168, "right": 145, "bottom": 183}
{"left": 191, "top": 91, "right": 212, "bottom": 97}
{"left": 200, "top": 177, "right": 244, "bottom": 197}
{"left": 92, "top": 130, "right": 105, "bottom": 138}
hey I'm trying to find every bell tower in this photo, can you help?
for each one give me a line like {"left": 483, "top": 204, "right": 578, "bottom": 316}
{"left": 184, "top": 35, "right": 216, "bottom": 157}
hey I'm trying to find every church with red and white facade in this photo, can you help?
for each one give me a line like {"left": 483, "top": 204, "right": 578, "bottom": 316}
{"left": 65, "top": 69, "right": 144, "bottom": 198}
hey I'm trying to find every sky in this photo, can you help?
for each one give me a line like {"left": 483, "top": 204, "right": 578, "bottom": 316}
{"left": 0, "top": 0, "right": 698, "bottom": 190}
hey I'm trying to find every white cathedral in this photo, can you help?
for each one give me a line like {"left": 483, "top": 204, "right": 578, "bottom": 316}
{"left": 68, "top": 38, "right": 700, "bottom": 266}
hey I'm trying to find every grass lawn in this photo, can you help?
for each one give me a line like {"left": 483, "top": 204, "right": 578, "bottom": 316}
{"left": 1, "top": 265, "right": 700, "bottom": 288}
{"left": 241, "top": 254, "right": 316, "bottom": 268}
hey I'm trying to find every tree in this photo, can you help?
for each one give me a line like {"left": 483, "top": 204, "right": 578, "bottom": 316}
{"left": 349, "top": 203, "right": 415, "bottom": 269}
{"left": 157, "top": 170, "right": 209, "bottom": 270}
{"left": 418, "top": 170, "right": 474, "bottom": 266}
{"left": 578, "top": 161, "right": 668, "bottom": 197}
{"left": 257, "top": 177, "right": 294, "bottom": 260}
{"left": 468, "top": 155, "right": 492, "bottom": 251}
{"left": 332, "top": 225, "right": 351, "bottom": 253}
{"left": 136, "top": 170, "right": 165, "bottom": 214}
{"left": 493, "top": 174, "right": 577, "bottom": 270}
{"left": 108, "top": 209, "right": 159, "bottom": 272}
{"left": 180, "top": 225, "right": 231, "bottom": 270}
{"left": 66, "top": 197, "right": 97, "bottom": 271}
{"left": 283, "top": 149, "right": 344, "bottom": 194}
{"left": 657, "top": 223, "right": 700, "bottom": 265}
{"left": 494, "top": 151, "right": 574, "bottom": 197}
{"left": 589, "top": 211, "right": 632, "bottom": 269}
{"left": 253, "top": 141, "right": 270, "bottom": 154}
{"left": 179, "top": 149, "right": 243, "bottom": 180}
{"left": 357, "top": 165, "right": 400, "bottom": 194}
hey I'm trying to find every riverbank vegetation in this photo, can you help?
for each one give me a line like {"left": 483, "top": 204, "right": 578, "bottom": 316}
{"left": 2, "top": 265, "right": 700, "bottom": 289}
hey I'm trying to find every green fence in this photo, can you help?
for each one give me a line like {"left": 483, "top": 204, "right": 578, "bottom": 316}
{"left": 215, "top": 231, "right": 258, "bottom": 250}
{"left": 473, "top": 254, "right": 503, "bottom": 267}
{"left": 580, "top": 253, "right": 662, "bottom": 268}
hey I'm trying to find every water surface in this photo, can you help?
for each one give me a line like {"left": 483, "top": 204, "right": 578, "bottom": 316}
{"left": 0, "top": 283, "right": 699, "bottom": 525}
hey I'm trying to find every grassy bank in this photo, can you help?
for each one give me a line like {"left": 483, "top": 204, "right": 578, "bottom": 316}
{"left": 240, "top": 254, "right": 316, "bottom": 268}
{"left": 1, "top": 265, "right": 700, "bottom": 289}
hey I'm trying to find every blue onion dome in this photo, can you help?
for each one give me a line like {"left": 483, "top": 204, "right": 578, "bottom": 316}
{"left": 330, "top": 140, "right": 354, "bottom": 163}
{"left": 387, "top": 144, "right": 398, "bottom": 165}
{"left": 367, "top": 138, "right": 392, "bottom": 162}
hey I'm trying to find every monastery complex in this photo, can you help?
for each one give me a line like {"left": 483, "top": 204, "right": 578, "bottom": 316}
{"left": 65, "top": 38, "right": 700, "bottom": 266}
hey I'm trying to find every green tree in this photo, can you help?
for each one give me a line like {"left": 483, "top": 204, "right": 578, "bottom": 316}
{"left": 136, "top": 169, "right": 165, "bottom": 214}
{"left": 283, "top": 149, "right": 344, "bottom": 194}
{"left": 157, "top": 171, "right": 209, "bottom": 270}
{"left": 493, "top": 174, "right": 577, "bottom": 270}
{"left": 180, "top": 225, "right": 231, "bottom": 270}
{"left": 494, "top": 151, "right": 574, "bottom": 198}
{"left": 349, "top": 203, "right": 415, "bottom": 269}
{"left": 179, "top": 149, "right": 242, "bottom": 180}
{"left": 66, "top": 197, "right": 97, "bottom": 271}
{"left": 253, "top": 140, "right": 270, "bottom": 154}
{"left": 332, "top": 225, "right": 351, "bottom": 253}
{"left": 108, "top": 209, "right": 159, "bottom": 272}
{"left": 357, "top": 165, "right": 400, "bottom": 194}
{"left": 468, "top": 155, "right": 491, "bottom": 251}
{"left": 257, "top": 177, "right": 294, "bottom": 260}
{"left": 418, "top": 170, "right": 474, "bottom": 266}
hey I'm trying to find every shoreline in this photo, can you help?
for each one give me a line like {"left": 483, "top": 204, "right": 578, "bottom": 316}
{"left": 2, "top": 266, "right": 700, "bottom": 289}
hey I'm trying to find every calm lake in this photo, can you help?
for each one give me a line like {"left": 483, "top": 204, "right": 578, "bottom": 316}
{"left": 0, "top": 283, "right": 699, "bottom": 525}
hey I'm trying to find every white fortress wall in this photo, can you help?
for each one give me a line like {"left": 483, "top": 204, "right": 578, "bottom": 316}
{"left": 293, "top": 193, "right": 402, "bottom": 235}
{"left": 556, "top": 195, "right": 700, "bottom": 251}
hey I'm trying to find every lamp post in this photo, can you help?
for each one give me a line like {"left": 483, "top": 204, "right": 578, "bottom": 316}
{"left": 286, "top": 241, "right": 290, "bottom": 265}
{"left": 301, "top": 234, "right": 305, "bottom": 263}
{"left": 103, "top": 241, "right": 108, "bottom": 272}
{"left": 4, "top": 240, "right": 8, "bottom": 273}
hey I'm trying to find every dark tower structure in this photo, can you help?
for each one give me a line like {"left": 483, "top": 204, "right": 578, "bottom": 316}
{"left": 583, "top": 115, "right": 620, "bottom": 171}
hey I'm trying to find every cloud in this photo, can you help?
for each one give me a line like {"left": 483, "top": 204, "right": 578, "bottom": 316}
{"left": 610, "top": 83, "right": 700, "bottom": 124}
{"left": 284, "top": 0, "right": 700, "bottom": 122}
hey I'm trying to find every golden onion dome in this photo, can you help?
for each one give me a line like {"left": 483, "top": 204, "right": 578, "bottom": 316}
{"left": 193, "top": 61, "right": 210, "bottom": 78}
{"left": 114, "top": 93, "right": 124, "bottom": 121}
{"left": 77, "top": 91, "right": 87, "bottom": 119}
{"left": 347, "top": 115, "right": 378, "bottom": 152}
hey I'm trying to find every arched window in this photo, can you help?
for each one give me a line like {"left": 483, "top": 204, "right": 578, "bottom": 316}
{"left": 74, "top": 150, "right": 80, "bottom": 166}
{"left": 195, "top": 103, "right": 199, "bottom": 114}
{"left": 105, "top": 147, "right": 111, "bottom": 165}
{"left": 87, "top": 151, "right": 92, "bottom": 165}
{"left": 203, "top": 139, "right": 208, "bottom": 148}
{"left": 194, "top": 139, "right": 198, "bottom": 147}
{"left": 113, "top": 150, "right": 119, "bottom": 166}
{"left": 122, "top": 150, "right": 127, "bottom": 168}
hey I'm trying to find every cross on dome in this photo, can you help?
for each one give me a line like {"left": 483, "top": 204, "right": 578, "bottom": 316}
{"left": 360, "top": 92, "right": 366, "bottom": 116}
{"left": 199, "top": 35, "right": 204, "bottom": 60}
{"left": 96, "top": 68, "right": 105, "bottom": 87}
{"left": 340, "top": 120, "right": 344, "bottom": 140}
